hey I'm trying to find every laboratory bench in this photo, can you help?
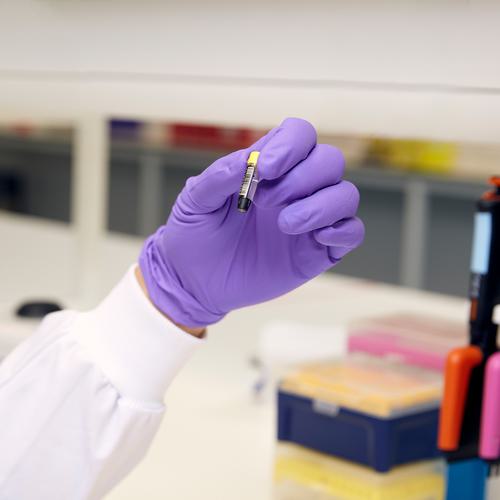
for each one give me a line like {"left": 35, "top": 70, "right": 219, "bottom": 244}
{"left": 1, "top": 214, "right": 500, "bottom": 499}
{"left": 0, "top": 132, "right": 489, "bottom": 298}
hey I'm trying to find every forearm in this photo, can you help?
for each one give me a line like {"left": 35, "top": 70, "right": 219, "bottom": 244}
{"left": 0, "top": 266, "right": 203, "bottom": 499}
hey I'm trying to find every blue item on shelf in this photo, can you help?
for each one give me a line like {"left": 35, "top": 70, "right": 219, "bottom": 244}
{"left": 110, "top": 119, "right": 142, "bottom": 141}
{"left": 277, "top": 390, "right": 441, "bottom": 473}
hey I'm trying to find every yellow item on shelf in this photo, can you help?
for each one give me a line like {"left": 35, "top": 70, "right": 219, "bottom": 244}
{"left": 279, "top": 354, "right": 442, "bottom": 417}
{"left": 274, "top": 443, "right": 444, "bottom": 500}
{"left": 368, "top": 138, "right": 457, "bottom": 174}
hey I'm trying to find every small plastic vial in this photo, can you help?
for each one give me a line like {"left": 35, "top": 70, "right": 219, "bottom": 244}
{"left": 238, "top": 151, "right": 260, "bottom": 212}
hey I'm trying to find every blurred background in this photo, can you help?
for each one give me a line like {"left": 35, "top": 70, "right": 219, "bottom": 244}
{"left": 2, "top": 1, "right": 500, "bottom": 300}
{"left": 1, "top": 120, "right": 498, "bottom": 295}
{"left": 1, "top": 1, "right": 500, "bottom": 499}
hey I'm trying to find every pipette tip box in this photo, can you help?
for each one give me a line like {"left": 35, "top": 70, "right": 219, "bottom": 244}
{"left": 347, "top": 313, "right": 467, "bottom": 372}
{"left": 277, "top": 354, "right": 442, "bottom": 472}
{"left": 274, "top": 442, "right": 445, "bottom": 500}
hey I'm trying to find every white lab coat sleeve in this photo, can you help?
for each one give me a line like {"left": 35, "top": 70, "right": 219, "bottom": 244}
{"left": 0, "top": 266, "right": 203, "bottom": 500}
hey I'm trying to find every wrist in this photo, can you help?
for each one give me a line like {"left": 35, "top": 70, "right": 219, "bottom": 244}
{"left": 139, "top": 230, "right": 225, "bottom": 327}
{"left": 135, "top": 266, "right": 206, "bottom": 338}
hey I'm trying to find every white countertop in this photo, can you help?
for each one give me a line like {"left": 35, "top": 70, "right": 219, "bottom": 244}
{"left": 2, "top": 213, "right": 499, "bottom": 499}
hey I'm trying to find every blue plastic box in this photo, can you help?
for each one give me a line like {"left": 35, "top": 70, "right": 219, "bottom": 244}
{"left": 277, "top": 390, "right": 441, "bottom": 473}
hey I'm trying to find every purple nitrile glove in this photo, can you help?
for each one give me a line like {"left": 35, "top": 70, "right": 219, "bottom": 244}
{"left": 139, "top": 118, "right": 364, "bottom": 328}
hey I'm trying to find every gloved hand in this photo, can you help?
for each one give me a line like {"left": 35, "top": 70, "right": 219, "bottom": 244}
{"left": 139, "top": 118, "right": 364, "bottom": 328}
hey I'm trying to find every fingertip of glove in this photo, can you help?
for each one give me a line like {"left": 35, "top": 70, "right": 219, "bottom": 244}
{"left": 277, "top": 207, "right": 311, "bottom": 235}
{"left": 277, "top": 210, "right": 294, "bottom": 234}
{"left": 313, "top": 218, "right": 366, "bottom": 248}
{"left": 280, "top": 117, "right": 317, "bottom": 141}
{"left": 328, "top": 246, "right": 353, "bottom": 260}
{"left": 258, "top": 118, "right": 317, "bottom": 181}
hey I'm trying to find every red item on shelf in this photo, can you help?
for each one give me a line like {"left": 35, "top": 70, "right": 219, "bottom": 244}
{"left": 168, "top": 123, "right": 261, "bottom": 151}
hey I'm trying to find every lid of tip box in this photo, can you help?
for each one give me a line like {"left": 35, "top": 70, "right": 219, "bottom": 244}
{"left": 279, "top": 353, "right": 442, "bottom": 418}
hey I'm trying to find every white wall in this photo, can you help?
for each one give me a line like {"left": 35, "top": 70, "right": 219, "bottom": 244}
{"left": 1, "top": 1, "right": 500, "bottom": 141}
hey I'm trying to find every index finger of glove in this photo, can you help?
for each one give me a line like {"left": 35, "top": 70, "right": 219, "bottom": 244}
{"left": 257, "top": 117, "right": 317, "bottom": 181}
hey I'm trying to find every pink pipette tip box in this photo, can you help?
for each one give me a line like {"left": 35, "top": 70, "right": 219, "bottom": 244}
{"left": 348, "top": 313, "right": 467, "bottom": 372}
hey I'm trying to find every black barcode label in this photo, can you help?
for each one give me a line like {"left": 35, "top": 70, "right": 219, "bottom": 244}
{"left": 239, "top": 166, "right": 255, "bottom": 197}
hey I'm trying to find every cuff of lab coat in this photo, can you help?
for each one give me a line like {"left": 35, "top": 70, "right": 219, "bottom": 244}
{"left": 73, "top": 265, "right": 203, "bottom": 404}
